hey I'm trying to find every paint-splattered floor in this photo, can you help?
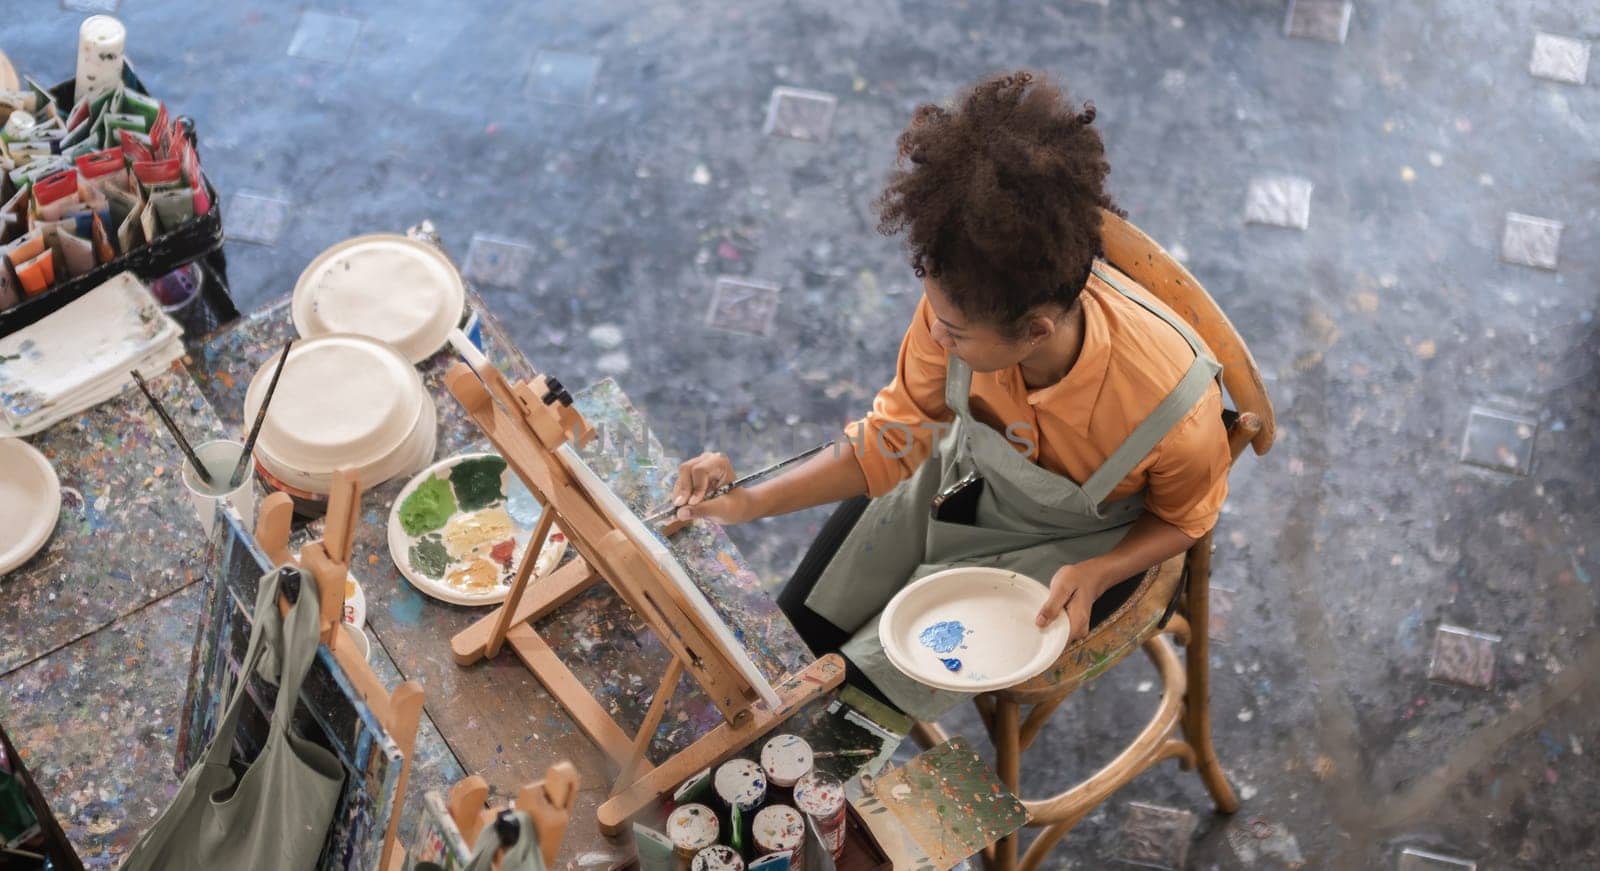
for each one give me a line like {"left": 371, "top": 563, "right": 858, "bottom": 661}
{"left": 6, "top": 0, "right": 1597, "bottom": 866}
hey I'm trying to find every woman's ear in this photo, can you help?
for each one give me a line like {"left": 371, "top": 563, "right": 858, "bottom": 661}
{"left": 1023, "top": 314, "right": 1055, "bottom": 346}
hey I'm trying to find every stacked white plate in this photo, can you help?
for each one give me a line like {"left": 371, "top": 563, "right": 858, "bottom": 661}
{"left": 291, "top": 234, "right": 466, "bottom": 364}
{"left": 242, "top": 333, "right": 436, "bottom": 497}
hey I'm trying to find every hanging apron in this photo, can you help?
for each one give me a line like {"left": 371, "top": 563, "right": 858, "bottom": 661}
{"left": 804, "top": 265, "right": 1222, "bottom": 720}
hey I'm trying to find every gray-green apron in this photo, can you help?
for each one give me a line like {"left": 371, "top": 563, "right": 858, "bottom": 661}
{"left": 804, "top": 265, "right": 1221, "bottom": 720}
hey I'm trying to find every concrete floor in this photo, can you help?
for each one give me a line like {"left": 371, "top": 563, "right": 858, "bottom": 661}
{"left": 9, "top": 0, "right": 1598, "bottom": 867}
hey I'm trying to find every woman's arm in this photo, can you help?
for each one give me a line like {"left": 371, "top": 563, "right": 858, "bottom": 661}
{"left": 669, "top": 445, "right": 868, "bottom": 524}
{"left": 1035, "top": 512, "right": 1199, "bottom": 639}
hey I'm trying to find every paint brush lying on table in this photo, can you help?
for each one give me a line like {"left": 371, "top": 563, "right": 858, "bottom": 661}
{"left": 644, "top": 441, "right": 836, "bottom": 524}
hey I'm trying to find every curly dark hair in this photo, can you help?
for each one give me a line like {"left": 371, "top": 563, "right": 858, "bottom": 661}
{"left": 876, "top": 71, "right": 1121, "bottom": 339}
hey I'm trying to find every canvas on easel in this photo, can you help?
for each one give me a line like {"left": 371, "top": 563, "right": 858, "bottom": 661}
{"left": 441, "top": 341, "right": 843, "bottom": 835}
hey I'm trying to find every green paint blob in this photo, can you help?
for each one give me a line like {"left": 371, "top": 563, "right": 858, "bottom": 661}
{"left": 450, "top": 455, "right": 507, "bottom": 511}
{"left": 409, "top": 537, "right": 450, "bottom": 579}
{"left": 399, "top": 476, "right": 456, "bottom": 536}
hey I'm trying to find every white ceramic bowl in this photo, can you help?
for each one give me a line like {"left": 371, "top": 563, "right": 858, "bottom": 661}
{"left": 878, "top": 566, "right": 1071, "bottom": 693}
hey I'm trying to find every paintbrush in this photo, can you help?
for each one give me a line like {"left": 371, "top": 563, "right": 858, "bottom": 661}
{"left": 130, "top": 370, "right": 213, "bottom": 486}
{"left": 811, "top": 748, "right": 878, "bottom": 760}
{"left": 230, "top": 338, "right": 293, "bottom": 488}
{"left": 645, "top": 441, "right": 836, "bottom": 523}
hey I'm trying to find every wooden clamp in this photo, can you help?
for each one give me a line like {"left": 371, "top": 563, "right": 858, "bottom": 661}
{"left": 446, "top": 762, "right": 581, "bottom": 868}
{"left": 254, "top": 471, "right": 425, "bottom": 871}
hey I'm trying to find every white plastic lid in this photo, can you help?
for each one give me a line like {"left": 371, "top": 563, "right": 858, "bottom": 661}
{"left": 292, "top": 234, "right": 465, "bottom": 364}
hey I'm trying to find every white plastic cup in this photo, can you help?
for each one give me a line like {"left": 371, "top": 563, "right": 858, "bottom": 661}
{"left": 180, "top": 439, "right": 257, "bottom": 536}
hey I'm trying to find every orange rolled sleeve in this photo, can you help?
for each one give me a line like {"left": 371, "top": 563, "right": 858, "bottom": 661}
{"left": 1141, "top": 386, "right": 1231, "bottom": 539}
{"left": 847, "top": 297, "right": 953, "bottom": 498}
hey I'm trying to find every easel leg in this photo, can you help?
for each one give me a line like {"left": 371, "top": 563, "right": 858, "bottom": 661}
{"left": 594, "top": 654, "right": 846, "bottom": 836}
{"left": 451, "top": 557, "right": 600, "bottom": 665}
{"left": 487, "top": 508, "right": 557, "bottom": 659}
{"left": 504, "top": 623, "right": 653, "bottom": 769}
{"left": 613, "top": 657, "right": 684, "bottom": 795}
{"left": 379, "top": 681, "right": 425, "bottom": 871}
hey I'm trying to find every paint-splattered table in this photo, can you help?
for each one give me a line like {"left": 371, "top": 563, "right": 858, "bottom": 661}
{"left": 0, "top": 292, "right": 903, "bottom": 869}
{"left": 189, "top": 294, "right": 900, "bottom": 866}
{"left": 0, "top": 362, "right": 465, "bottom": 865}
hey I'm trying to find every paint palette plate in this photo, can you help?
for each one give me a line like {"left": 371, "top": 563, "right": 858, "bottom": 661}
{"left": 388, "top": 452, "right": 567, "bottom": 606}
{"left": 0, "top": 438, "right": 60, "bottom": 576}
{"left": 879, "top": 567, "right": 1070, "bottom": 693}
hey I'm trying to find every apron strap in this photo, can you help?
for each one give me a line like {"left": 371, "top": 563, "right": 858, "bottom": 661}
{"left": 1078, "top": 263, "right": 1222, "bottom": 504}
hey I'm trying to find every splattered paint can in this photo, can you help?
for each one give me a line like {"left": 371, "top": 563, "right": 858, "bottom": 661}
{"left": 793, "top": 772, "right": 847, "bottom": 859}
{"left": 714, "top": 758, "right": 768, "bottom": 812}
{"left": 667, "top": 803, "right": 720, "bottom": 871}
{"left": 760, "top": 734, "right": 814, "bottom": 789}
{"left": 751, "top": 804, "right": 806, "bottom": 865}
{"left": 691, "top": 845, "right": 746, "bottom": 871}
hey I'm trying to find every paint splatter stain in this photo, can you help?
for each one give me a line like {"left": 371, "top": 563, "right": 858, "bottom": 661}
{"left": 941, "top": 657, "right": 963, "bottom": 672}
{"left": 918, "top": 620, "right": 967, "bottom": 654}
{"left": 398, "top": 476, "right": 456, "bottom": 535}
{"left": 409, "top": 537, "right": 449, "bottom": 579}
{"left": 446, "top": 557, "right": 500, "bottom": 592}
{"left": 489, "top": 537, "right": 518, "bottom": 569}
{"left": 450, "top": 455, "right": 507, "bottom": 511}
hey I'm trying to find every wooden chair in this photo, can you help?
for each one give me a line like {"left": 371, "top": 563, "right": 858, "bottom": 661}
{"left": 914, "top": 209, "right": 1276, "bottom": 871}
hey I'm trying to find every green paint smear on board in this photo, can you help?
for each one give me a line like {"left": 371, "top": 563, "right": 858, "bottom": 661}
{"left": 410, "top": 537, "right": 450, "bottom": 579}
{"left": 451, "top": 455, "right": 508, "bottom": 511}
{"left": 399, "top": 476, "right": 457, "bottom": 536}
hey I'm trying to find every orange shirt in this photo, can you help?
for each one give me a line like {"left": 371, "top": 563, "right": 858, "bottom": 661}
{"left": 847, "top": 264, "right": 1230, "bottom": 539}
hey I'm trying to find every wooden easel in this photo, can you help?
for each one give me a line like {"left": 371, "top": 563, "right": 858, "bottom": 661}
{"left": 442, "top": 762, "right": 580, "bottom": 868}
{"left": 255, "top": 471, "right": 426, "bottom": 871}
{"left": 442, "top": 348, "right": 844, "bottom": 835}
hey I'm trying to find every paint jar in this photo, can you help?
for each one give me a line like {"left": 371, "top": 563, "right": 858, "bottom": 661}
{"left": 180, "top": 439, "right": 257, "bottom": 536}
{"left": 792, "top": 772, "right": 847, "bottom": 860}
{"left": 691, "top": 845, "right": 745, "bottom": 871}
{"left": 751, "top": 805, "right": 805, "bottom": 865}
{"left": 666, "top": 804, "right": 719, "bottom": 871}
{"left": 713, "top": 759, "right": 768, "bottom": 814}
{"left": 759, "top": 735, "right": 814, "bottom": 792}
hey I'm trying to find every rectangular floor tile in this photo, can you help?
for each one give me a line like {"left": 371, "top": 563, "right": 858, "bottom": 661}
{"left": 1398, "top": 846, "right": 1478, "bottom": 870}
{"left": 287, "top": 11, "right": 362, "bottom": 64}
{"left": 527, "top": 50, "right": 600, "bottom": 106}
{"left": 1284, "top": 1, "right": 1353, "bottom": 44}
{"left": 763, "top": 87, "right": 839, "bottom": 142}
{"left": 61, "top": 0, "right": 121, "bottom": 13}
{"left": 1459, "top": 405, "right": 1537, "bottom": 474}
{"left": 226, "top": 191, "right": 290, "bottom": 246}
{"left": 1245, "top": 176, "right": 1314, "bottom": 229}
{"left": 462, "top": 234, "right": 537, "bottom": 288}
{"left": 1117, "top": 802, "right": 1197, "bottom": 870}
{"left": 706, "top": 277, "right": 781, "bottom": 336}
{"left": 1501, "top": 212, "right": 1563, "bottom": 269}
{"left": 1529, "top": 32, "right": 1590, "bottom": 84}
{"left": 1427, "top": 624, "right": 1500, "bottom": 690}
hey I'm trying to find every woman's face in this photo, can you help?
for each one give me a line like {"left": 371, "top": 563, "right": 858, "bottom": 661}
{"left": 922, "top": 275, "right": 1050, "bottom": 373}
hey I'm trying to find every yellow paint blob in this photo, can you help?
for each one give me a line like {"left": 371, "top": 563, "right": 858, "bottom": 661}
{"left": 446, "top": 557, "right": 501, "bottom": 593}
{"left": 442, "top": 506, "right": 515, "bottom": 559}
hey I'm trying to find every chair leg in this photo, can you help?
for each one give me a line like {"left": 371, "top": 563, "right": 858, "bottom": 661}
{"left": 1016, "top": 812, "right": 1087, "bottom": 871}
{"left": 993, "top": 698, "right": 1021, "bottom": 871}
{"left": 1180, "top": 534, "right": 1240, "bottom": 814}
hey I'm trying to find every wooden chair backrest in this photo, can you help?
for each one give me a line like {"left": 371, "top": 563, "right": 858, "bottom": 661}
{"left": 1097, "top": 209, "right": 1276, "bottom": 458}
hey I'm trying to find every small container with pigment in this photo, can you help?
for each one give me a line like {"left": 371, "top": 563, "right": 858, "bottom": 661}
{"left": 751, "top": 805, "right": 805, "bottom": 864}
{"left": 759, "top": 734, "right": 814, "bottom": 791}
{"left": 713, "top": 758, "right": 768, "bottom": 813}
{"left": 666, "top": 804, "right": 720, "bottom": 871}
{"left": 793, "top": 772, "right": 847, "bottom": 860}
{"left": 691, "top": 845, "right": 745, "bottom": 871}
